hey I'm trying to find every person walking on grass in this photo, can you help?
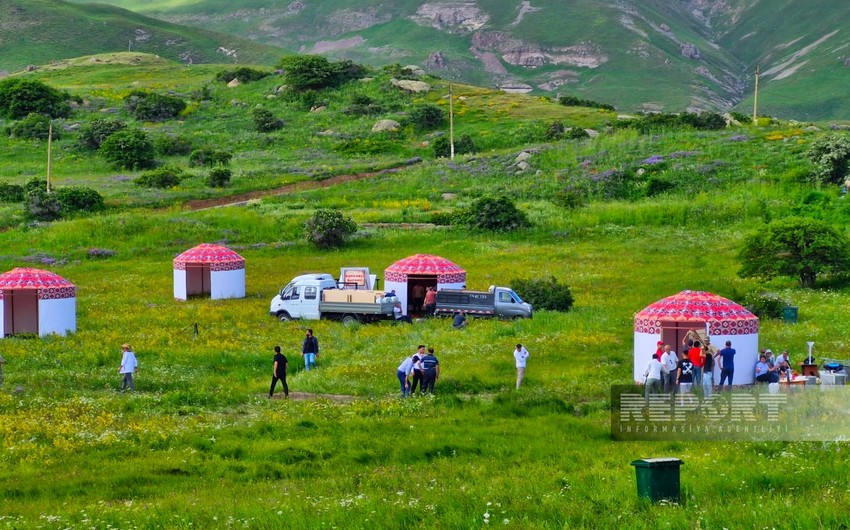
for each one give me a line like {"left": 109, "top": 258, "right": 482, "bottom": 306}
{"left": 513, "top": 343, "right": 530, "bottom": 389}
{"left": 644, "top": 352, "right": 663, "bottom": 406}
{"left": 421, "top": 347, "right": 440, "bottom": 394}
{"left": 118, "top": 343, "right": 138, "bottom": 392}
{"left": 409, "top": 345, "right": 426, "bottom": 394}
{"left": 302, "top": 328, "right": 319, "bottom": 371}
{"left": 269, "top": 345, "right": 289, "bottom": 399}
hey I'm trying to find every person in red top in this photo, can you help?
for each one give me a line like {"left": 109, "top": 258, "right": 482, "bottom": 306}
{"left": 688, "top": 340, "right": 705, "bottom": 386}
{"left": 655, "top": 340, "right": 664, "bottom": 360}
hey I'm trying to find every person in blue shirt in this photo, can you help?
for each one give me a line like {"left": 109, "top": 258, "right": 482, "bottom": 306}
{"left": 452, "top": 311, "right": 467, "bottom": 329}
{"left": 420, "top": 347, "right": 440, "bottom": 394}
{"left": 755, "top": 354, "right": 779, "bottom": 383}
{"left": 718, "top": 340, "right": 736, "bottom": 390}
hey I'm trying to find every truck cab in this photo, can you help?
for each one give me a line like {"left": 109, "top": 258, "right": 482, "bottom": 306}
{"left": 270, "top": 273, "right": 337, "bottom": 320}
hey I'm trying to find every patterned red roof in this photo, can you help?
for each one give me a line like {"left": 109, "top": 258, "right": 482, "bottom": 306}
{"left": 385, "top": 254, "right": 465, "bottom": 275}
{"left": 634, "top": 290, "right": 759, "bottom": 335}
{"left": 173, "top": 244, "right": 244, "bottom": 266}
{"left": 0, "top": 268, "right": 74, "bottom": 290}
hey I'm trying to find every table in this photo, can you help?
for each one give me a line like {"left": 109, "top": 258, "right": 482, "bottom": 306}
{"left": 799, "top": 363, "right": 819, "bottom": 377}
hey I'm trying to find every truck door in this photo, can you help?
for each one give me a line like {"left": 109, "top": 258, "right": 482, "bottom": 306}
{"left": 280, "top": 285, "right": 303, "bottom": 318}
{"left": 301, "top": 286, "right": 321, "bottom": 320}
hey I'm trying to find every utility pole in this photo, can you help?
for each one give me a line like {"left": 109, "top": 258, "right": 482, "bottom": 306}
{"left": 46, "top": 122, "right": 52, "bottom": 193}
{"left": 752, "top": 65, "right": 759, "bottom": 125}
{"left": 449, "top": 82, "right": 455, "bottom": 159}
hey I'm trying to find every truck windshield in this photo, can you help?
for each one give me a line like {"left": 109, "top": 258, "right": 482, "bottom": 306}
{"left": 511, "top": 291, "right": 524, "bottom": 304}
{"left": 280, "top": 283, "right": 294, "bottom": 298}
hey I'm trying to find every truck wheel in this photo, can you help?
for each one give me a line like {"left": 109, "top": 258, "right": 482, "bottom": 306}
{"left": 342, "top": 314, "right": 359, "bottom": 325}
{"left": 278, "top": 312, "right": 292, "bottom": 322}
{"left": 512, "top": 315, "right": 525, "bottom": 320}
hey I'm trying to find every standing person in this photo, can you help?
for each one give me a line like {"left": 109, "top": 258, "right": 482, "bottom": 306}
{"left": 644, "top": 352, "right": 663, "bottom": 405}
{"left": 118, "top": 343, "right": 138, "bottom": 392}
{"left": 688, "top": 340, "right": 704, "bottom": 386}
{"left": 396, "top": 354, "right": 415, "bottom": 397}
{"left": 302, "top": 329, "right": 319, "bottom": 371}
{"left": 421, "top": 347, "right": 440, "bottom": 394}
{"left": 676, "top": 351, "right": 694, "bottom": 405}
{"left": 660, "top": 344, "right": 678, "bottom": 394}
{"left": 409, "top": 345, "right": 426, "bottom": 394}
{"left": 718, "top": 340, "right": 736, "bottom": 390}
{"left": 0, "top": 352, "right": 5, "bottom": 387}
{"left": 702, "top": 345, "right": 715, "bottom": 398}
{"left": 513, "top": 343, "right": 530, "bottom": 389}
{"left": 411, "top": 284, "right": 425, "bottom": 315}
{"left": 269, "top": 345, "right": 289, "bottom": 399}
{"left": 423, "top": 286, "right": 437, "bottom": 316}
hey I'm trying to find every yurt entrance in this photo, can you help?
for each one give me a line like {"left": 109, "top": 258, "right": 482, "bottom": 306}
{"left": 3, "top": 290, "right": 38, "bottom": 335}
{"left": 660, "top": 323, "right": 707, "bottom": 351}
{"left": 186, "top": 264, "right": 211, "bottom": 297}
{"left": 406, "top": 275, "right": 437, "bottom": 315}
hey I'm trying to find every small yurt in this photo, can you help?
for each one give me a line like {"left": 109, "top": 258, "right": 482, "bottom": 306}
{"left": 173, "top": 243, "right": 246, "bottom": 301}
{"left": 634, "top": 290, "right": 760, "bottom": 384}
{"left": 384, "top": 254, "right": 466, "bottom": 315}
{"left": 0, "top": 267, "right": 76, "bottom": 337}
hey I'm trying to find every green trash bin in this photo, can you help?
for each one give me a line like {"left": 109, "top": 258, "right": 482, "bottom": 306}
{"left": 782, "top": 306, "right": 798, "bottom": 324}
{"left": 630, "top": 458, "right": 683, "bottom": 503}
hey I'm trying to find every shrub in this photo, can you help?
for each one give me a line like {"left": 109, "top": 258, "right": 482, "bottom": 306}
{"left": 0, "top": 182, "right": 25, "bottom": 203}
{"left": 100, "top": 129, "right": 155, "bottom": 170}
{"left": 152, "top": 134, "right": 195, "bottom": 156}
{"left": 553, "top": 188, "right": 585, "bottom": 210}
{"left": 432, "top": 137, "right": 450, "bottom": 158}
{"left": 0, "top": 78, "right": 71, "bottom": 119}
{"left": 458, "top": 196, "right": 530, "bottom": 232}
{"left": 252, "top": 108, "right": 284, "bottom": 132}
{"left": 645, "top": 176, "right": 675, "bottom": 197}
{"left": 55, "top": 186, "right": 105, "bottom": 214}
{"left": 124, "top": 91, "right": 187, "bottom": 121}
{"left": 215, "top": 67, "right": 271, "bottom": 84}
{"left": 807, "top": 133, "right": 850, "bottom": 185}
{"left": 739, "top": 291, "right": 786, "bottom": 320}
{"left": 510, "top": 276, "right": 574, "bottom": 312}
{"left": 558, "top": 95, "right": 615, "bottom": 111}
{"left": 277, "top": 55, "right": 366, "bottom": 91}
{"left": 77, "top": 118, "right": 126, "bottom": 150}
{"left": 10, "top": 113, "right": 56, "bottom": 140}
{"left": 624, "top": 112, "right": 726, "bottom": 133}
{"left": 407, "top": 104, "right": 445, "bottom": 130}
{"left": 303, "top": 209, "right": 357, "bottom": 249}
{"left": 207, "top": 167, "right": 232, "bottom": 188}
{"left": 546, "top": 121, "right": 565, "bottom": 141}
{"left": 24, "top": 188, "right": 61, "bottom": 221}
{"left": 566, "top": 127, "right": 590, "bottom": 140}
{"left": 135, "top": 166, "right": 186, "bottom": 188}
{"left": 24, "top": 178, "right": 48, "bottom": 195}
{"left": 188, "top": 148, "right": 232, "bottom": 168}
{"left": 455, "top": 134, "right": 477, "bottom": 155}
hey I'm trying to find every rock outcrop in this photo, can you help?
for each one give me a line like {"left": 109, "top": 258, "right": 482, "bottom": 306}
{"left": 411, "top": 2, "right": 489, "bottom": 33}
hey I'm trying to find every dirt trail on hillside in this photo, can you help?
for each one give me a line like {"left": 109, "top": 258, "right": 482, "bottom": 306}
{"left": 184, "top": 158, "right": 421, "bottom": 211}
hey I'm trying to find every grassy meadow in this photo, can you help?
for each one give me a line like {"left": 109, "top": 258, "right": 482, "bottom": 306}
{"left": 2, "top": 55, "right": 850, "bottom": 528}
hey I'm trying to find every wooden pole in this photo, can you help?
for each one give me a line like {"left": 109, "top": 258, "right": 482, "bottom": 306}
{"left": 46, "top": 122, "right": 52, "bottom": 193}
{"left": 752, "top": 65, "right": 759, "bottom": 125}
{"left": 449, "top": 82, "right": 455, "bottom": 160}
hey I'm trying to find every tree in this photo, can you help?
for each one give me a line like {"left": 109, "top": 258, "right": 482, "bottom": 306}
{"left": 806, "top": 133, "right": 850, "bottom": 185}
{"left": 303, "top": 209, "right": 357, "bottom": 249}
{"left": 252, "top": 108, "right": 283, "bottom": 132}
{"left": 738, "top": 217, "right": 850, "bottom": 288}
{"left": 78, "top": 118, "right": 126, "bottom": 150}
{"left": 99, "top": 129, "right": 155, "bottom": 170}
{"left": 277, "top": 55, "right": 366, "bottom": 91}
{"left": 0, "top": 78, "right": 70, "bottom": 119}
{"left": 458, "top": 196, "right": 530, "bottom": 232}
{"left": 407, "top": 104, "right": 444, "bottom": 130}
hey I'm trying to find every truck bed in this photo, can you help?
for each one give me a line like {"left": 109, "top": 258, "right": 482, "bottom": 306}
{"left": 318, "top": 301, "right": 395, "bottom": 316}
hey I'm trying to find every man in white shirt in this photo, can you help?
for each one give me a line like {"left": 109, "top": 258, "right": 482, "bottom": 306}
{"left": 119, "top": 343, "right": 138, "bottom": 392}
{"left": 513, "top": 344, "right": 530, "bottom": 389}
{"left": 660, "top": 344, "right": 678, "bottom": 394}
{"left": 644, "top": 353, "right": 663, "bottom": 405}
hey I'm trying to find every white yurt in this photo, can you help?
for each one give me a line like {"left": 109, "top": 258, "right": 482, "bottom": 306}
{"left": 633, "top": 290, "right": 760, "bottom": 385}
{"left": 0, "top": 267, "right": 76, "bottom": 337}
{"left": 173, "top": 243, "right": 246, "bottom": 300}
{"left": 384, "top": 254, "right": 466, "bottom": 315}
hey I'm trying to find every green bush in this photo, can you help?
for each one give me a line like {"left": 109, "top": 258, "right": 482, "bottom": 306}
{"left": 807, "top": 133, "right": 850, "bottom": 185}
{"left": 510, "top": 276, "right": 574, "bottom": 312}
{"left": 10, "top": 113, "right": 56, "bottom": 140}
{"left": 553, "top": 188, "right": 585, "bottom": 210}
{"left": 252, "top": 108, "right": 284, "bottom": 132}
{"left": 433, "top": 134, "right": 477, "bottom": 158}
{"left": 24, "top": 188, "right": 61, "bottom": 221}
{"left": 188, "top": 148, "right": 232, "bottom": 168}
{"left": 566, "top": 127, "right": 590, "bottom": 140}
{"left": 207, "top": 167, "right": 232, "bottom": 188}
{"left": 558, "top": 95, "right": 614, "bottom": 111}
{"left": 303, "top": 209, "right": 357, "bottom": 249}
{"left": 546, "top": 121, "right": 565, "bottom": 141}
{"left": 624, "top": 112, "right": 726, "bottom": 133}
{"left": 277, "top": 55, "right": 366, "bottom": 91}
{"left": 407, "top": 104, "right": 445, "bottom": 130}
{"left": 457, "top": 196, "right": 530, "bottom": 232}
{"left": 77, "top": 118, "right": 126, "bottom": 150}
{"left": 99, "top": 129, "right": 155, "bottom": 170}
{"left": 645, "top": 176, "right": 675, "bottom": 197}
{"left": 215, "top": 67, "right": 272, "bottom": 84}
{"left": 124, "top": 91, "right": 187, "bottom": 121}
{"left": 0, "top": 78, "right": 71, "bottom": 119}
{"left": 0, "top": 182, "right": 25, "bottom": 203}
{"left": 152, "top": 134, "right": 195, "bottom": 156}
{"left": 135, "top": 166, "right": 186, "bottom": 188}
{"left": 739, "top": 291, "right": 786, "bottom": 319}
{"left": 55, "top": 186, "right": 105, "bottom": 214}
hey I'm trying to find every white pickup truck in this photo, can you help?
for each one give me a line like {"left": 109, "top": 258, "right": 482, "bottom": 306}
{"left": 269, "top": 273, "right": 396, "bottom": 324}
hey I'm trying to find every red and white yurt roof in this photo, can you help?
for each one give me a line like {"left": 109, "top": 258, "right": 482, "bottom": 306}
{"left": 634, "top": 290, "right": 758, "bottom": 335}
{"left": 0, "top": 267, "right": 76, "bottom": 299}
{"left": 385, "top": 254, "right": 465, "bottom": 283}
{"left": 174, "top": 244, "right": 245, "bottom": 271}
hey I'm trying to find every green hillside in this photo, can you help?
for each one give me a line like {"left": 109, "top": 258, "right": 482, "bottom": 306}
{"left": 0, "top": 0, "right": 282, "bottom": 74}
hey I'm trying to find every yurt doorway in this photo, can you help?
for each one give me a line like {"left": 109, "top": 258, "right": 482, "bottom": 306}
{"left": 3, "top": 290, "right": 38, "bottom": 335}
{"left": 661, "top": 324, "right": 705, "bottom": 353}
{"left": 406, "top": 275, "right": 437, "bottom": 315}
{"left": 186, "top": 264, "right": 211, "bottom": 297}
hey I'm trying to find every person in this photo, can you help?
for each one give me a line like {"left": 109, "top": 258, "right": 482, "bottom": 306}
{"left": 302, "top": 329, "right": 319, "bottom": 371}
{"left": 776, "top": 350, "right": 792, "bottom": 382}
{"left": 513, "top": 343, "right": 530, "bottom": 389}
{"left": 423, "top": 287, "right": 437, "bottom": 316}
{"left": 409, "top": 345, "right": 426, "bottom": 394}
{"left": 717, "top": 340, "right": 736, "bottom": 390}
{"left": 0, "top": 352, "right": 5, "bottom": 387}
{"left": 688, "top": 340, "right": 704, "bottom": 386}
{"left": 702, "top": 344, "right": 715, "bottom": 398}
{"left": 393, "top": 302, "right": 413, "bottom": 324}
{"left": 654, "top": 340, "right": 664, "bottom": 361}
{"left": 269, "top": 345, "right": 289, "bottom": 398}
{"left": 676, "top": 351, "right": 694, "bottom": 405}
{"left": 384, "top": 289, "right": 397, "bottom": 298}
{"left": 420, "top": 347, "right": 440, "bottom": 394}
{"left": 118, "top": 343, "right": 138, "bottom": 392}
{"left": 765, "top": 349, "right": 775, "bottom": 368}
{"left": 411, "top": 284, "right": 425, "bottom": 314}
{"left": 396, "top": 354, "right": 415, "bottom": 397}
{"left": 755, "top": 354, "right": 779, "bottom": 383}
{"left": 660, "top": 344, "right": 678, "bottom": 394}
{"left": 452, "top": 311, "right": 468, "bottom": 329}
{"left": 644, "top": 352, "right": 663, "bottom": 405}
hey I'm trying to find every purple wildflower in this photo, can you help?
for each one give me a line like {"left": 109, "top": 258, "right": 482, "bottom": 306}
{"left": 642, "top": 155, "right": 665, "bottom": 165}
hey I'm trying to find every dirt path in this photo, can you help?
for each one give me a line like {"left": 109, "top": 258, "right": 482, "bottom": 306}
{"left": 185, "top": 158, "right": 421, "bottom": 211}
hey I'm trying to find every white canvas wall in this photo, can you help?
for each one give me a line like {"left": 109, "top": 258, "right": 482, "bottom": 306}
{"left": 210, "top": 269, "right": 245, "bottom": 300}
{"left": 39, "top": 297, "right": 76, "bottom": 336}
{"left": 174, "top": 269, "right": 187, "bottom": 300}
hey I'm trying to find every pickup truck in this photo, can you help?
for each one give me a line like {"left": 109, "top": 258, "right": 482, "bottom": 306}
{"left": 269, "top": 273, "right": 396, "bottom": 324}
{"left": 434, "top": 286, "right": 532, "bottom": 319}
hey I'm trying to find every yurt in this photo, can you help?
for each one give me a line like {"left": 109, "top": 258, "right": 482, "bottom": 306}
{"left": 173, "top": 243, "right": 246, "bottom": 300}
{"left": 633, "top": 290, "right": 760, "bottom": 385}
{"left": 384, "top": 254, "right": 466, "bottom": 315}
{"left": 0, "top": 268, "right": 76, "bottom": 337}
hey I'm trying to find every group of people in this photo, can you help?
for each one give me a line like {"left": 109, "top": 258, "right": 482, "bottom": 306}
{"left": 396, "top": 345, "right": 441, "bottom": 396}
{"left": 754, "top": 348, "right": 794, "bottom": 383}
{"left": 269, "top": 328, "right": 320, "bottom": 398}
